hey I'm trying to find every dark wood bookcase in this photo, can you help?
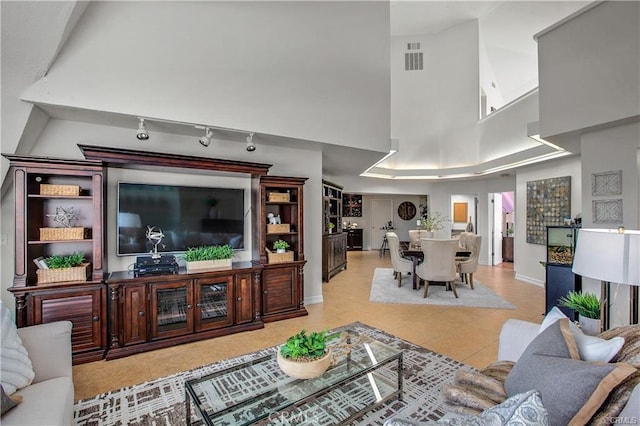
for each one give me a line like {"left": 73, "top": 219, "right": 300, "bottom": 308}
{"left": 322, "top": 180, "right": 347, "bottom": 282}
{"left": 5, "top": 146, "right": 309, "bottom": 362}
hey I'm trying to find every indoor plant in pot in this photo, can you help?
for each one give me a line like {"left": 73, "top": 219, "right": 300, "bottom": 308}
{"left": 37, "top": 252, "right": 90, "bottom": 284}
{"left": 420, "top": 212, "right": 448, "bottom": 238}
{"left": 273, "top": 239, "right": 290, "bottom": 254}
{"left": 277, "top": 329, "right": 340, "bottom": 379}
{"left": 558, "top": 291, "right": 601, "bottom": 335}
{"left": 183, "top": 244, "right": 234, "bottom": 271}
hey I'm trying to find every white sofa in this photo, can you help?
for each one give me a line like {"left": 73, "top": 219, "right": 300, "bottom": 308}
{"left": 2, "top": 321, "right": 75, "bottom": 425}
{"left": 499, "top": 318, "right": 640, "bottom": 420}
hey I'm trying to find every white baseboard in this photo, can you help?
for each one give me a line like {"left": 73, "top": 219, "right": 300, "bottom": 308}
{"left": 515, "top": 273, "right": 544, "bottom": 287}
{"left": 305, "top": 295, "right": 324, "bottom": 305}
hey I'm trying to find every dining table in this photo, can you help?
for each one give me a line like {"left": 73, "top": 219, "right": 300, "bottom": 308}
{"left": 402, "top": 245, "right": 471, "bottom": 290}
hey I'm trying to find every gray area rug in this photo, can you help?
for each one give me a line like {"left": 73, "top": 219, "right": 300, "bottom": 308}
{"left": 74, "top": 322, "right": 471, "bottom": 425}
{"left": 370, "top": 268, "right": 515, "bottom": 309}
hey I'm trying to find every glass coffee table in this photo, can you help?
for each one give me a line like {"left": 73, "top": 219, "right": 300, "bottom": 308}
{"left": 185, "top": 332, "right": 403, "bottom": 425}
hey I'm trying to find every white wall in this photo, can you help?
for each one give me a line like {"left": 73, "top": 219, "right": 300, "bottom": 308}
{"left": 579, "top": 122, "right": 640, "bottom": 327}
{"left": 1, "top": 119, "right": 325, "bottom": 310}
{"left": 537, "top": 1, "right": 640, "bottom": 138}
{"left": 514, "top": 155, "right": 581, "bottom": 286}
{"left": 22, "top": 1, "right": 391, "bottom": 153}
{"left": 451, "top": 194, "right": 476, "bottom": 232}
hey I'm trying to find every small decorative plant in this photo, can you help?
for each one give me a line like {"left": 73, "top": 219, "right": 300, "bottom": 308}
{"left": 420, "top": 212, "right": 448, "bottom": 232}
{"left": 183, "top": 244, "right": 233, "bottom": 262}
{"left": 273, "top": 240, "right": 290, "bottom": 251}
{"left": 328, "top": 223, "right": 335, "bottom": 233}
{"left": 558, "top": 291, "right": 601, "bottom": 319}
{"left": 44, "top": 252, "right": 85, "bottom": 269}
{"left": 279, "top": 329, "right": 340, "bottom": 361}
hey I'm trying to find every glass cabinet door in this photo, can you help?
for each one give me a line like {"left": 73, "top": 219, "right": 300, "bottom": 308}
{"left": 151, "top": 280, "right": 193, "bottom": 339}
{"left": 194, "top": 276, "right": 234, "bottom": 331}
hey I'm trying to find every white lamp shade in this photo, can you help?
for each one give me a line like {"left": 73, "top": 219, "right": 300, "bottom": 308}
{"left": 572, "top": 229, "right": 640, "bottom": 286}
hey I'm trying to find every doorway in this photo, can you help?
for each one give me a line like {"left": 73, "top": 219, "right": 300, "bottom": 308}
{"left": 370, "top": 199, "right": 393, "bottom": 251}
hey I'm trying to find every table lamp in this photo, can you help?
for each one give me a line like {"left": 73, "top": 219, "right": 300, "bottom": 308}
{"left": 572, "top": 228, "right": 640, "bottom": 330}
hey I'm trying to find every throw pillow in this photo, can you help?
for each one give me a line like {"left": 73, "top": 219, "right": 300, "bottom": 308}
{"left": 437, "top": 390, "right": 548, "bottom": 426}
{"left": 0, "top": 384, "right": 22, "bottom": 415}
{"left": 505, "top": 319, "right": 635, "bottom": 426}
{"left": 0, "top": 301, "right": 35, "bottom": 395}
{"left": 540, "top": 307, "right": 624, "bottom": 362}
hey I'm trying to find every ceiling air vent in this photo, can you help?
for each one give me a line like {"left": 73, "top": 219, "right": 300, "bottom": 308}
{"left": 405, "top": 42, "right": 423, "bottom": 71}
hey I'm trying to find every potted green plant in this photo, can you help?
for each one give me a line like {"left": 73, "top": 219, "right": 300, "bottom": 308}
{"left": 328, "top": 222, "right": 335, "bottom": 234}
{"left": 183, "top": 244, "right": 234, "bottom": 271}
{"left": 37, "top": 252, "right": 90, "bottom": 284}
{"left": 273, "top": 239, "right": 290, "bottom": 254}
{"left": 420, "top": 212, "right": 448, "bottom": 237}
{"left": 277, "top": 329, "right": 341, "bottom": 379}
{"left": 558, "top": 291, "right": 601, "bottom": 335}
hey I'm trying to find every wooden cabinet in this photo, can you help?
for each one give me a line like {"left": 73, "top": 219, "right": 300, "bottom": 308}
{"left": 502, "top": 236, "right": 514, "bottom": 262}
{"left": 106, "top": 264, "right": 263, "bottom": 359}
{"left": 255, "top": 176, "right": 308, "bottom": 322}
{"left": 322, "top": 233, "right": 347, "bottom": 282}
{"left": 347, "top": 229, "right": 363, "bottom": 251}
{"left": 4, "top": 155, "right": 107, "bottom": 364}
{"left": 322, "top": 180, "right": 348, "bottom": 282}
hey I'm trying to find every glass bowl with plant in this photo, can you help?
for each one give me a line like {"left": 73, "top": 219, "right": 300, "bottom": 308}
{"left": 277, "top": 328, "right": 341, "bottom": 379}
{"left": 273, "top": 239, "right": 290, "bottom": 253}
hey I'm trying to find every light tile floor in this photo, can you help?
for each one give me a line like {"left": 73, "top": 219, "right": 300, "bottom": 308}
{"left": 73, "top": 251, "right": 544, "bottom": 401}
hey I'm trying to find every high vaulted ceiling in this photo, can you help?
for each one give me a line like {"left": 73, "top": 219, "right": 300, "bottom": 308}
{"left": 2, "top": 1, "right": 591, "bottom": 182}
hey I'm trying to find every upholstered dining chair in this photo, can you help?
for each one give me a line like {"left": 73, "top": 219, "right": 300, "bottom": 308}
{"left": 387, "top": 232, "right": 413, "bottom": 287}
{"left": 408, "top": 229, "right": 429, "bottom": 247}
{"left": 416, "top": 238, "right": 459, "bottom": 298}
{"left": 458, "top": 235, "right": 482, "bottom": 289}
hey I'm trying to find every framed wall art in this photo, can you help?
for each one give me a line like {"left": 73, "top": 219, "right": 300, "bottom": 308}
{"left": 592, "top": 170, "right": 622, "bottom": 196}
{"left": 397, "top": 201, "right": 417, "bottom": 221}
{"left": 453, "top": 202, "right": 468, "bottom": 223}
{"left": 593, "top": 199, "right": 623, "bottom": 223}
{"left": 526, "top": 176, "right": 571, "bottom": 245}
{"left": 343, "top": 193, "right": 362, "bottom": 217}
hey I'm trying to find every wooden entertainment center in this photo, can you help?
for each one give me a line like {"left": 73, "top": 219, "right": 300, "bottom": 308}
{"left": 4, "top": 146, "right": 308, "bottom": 363}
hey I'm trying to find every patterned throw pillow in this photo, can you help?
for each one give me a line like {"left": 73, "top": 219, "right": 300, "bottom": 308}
{"left": 437, "top": 390, "right": 548, "bottom": 426}
{"left": 505, "top": 319, "right": 635, "bottom": 426}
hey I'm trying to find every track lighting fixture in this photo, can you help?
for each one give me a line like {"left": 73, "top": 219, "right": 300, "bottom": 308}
{"left": 246, "top": 132, "right": 256, "bottom": 152}
{"left": 199, "top": 127, "right": 214, "bottom": 147}
{"left": 136, "top": 118, "right": 149, "bottom": 140}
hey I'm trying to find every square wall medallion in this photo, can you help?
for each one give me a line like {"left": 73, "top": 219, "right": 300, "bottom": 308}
{"left": 593, "top": 199, "right": 623, "bottom": 223}
{"left": 592, "top": 170, "right": 622, "bottom": 196}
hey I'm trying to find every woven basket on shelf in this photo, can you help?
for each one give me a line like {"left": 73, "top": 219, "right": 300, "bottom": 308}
{"left": 36, "top": 263, "right": 91, "bottom": 285}
{"left": 39, "top": 184, "right": 81, "bottom": 196}
{"left": 268, "top": 192, "right": 290, "bottom": 202}
{"left": 39, "top": 227, "right": 89, "bottom": 241}
{"left": 266, "top": 248, "right": 294, "bottom": 263}
{"left": 267, "top": 224, "right": 290, "bottom": 234}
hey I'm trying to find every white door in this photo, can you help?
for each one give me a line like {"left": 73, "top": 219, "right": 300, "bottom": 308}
{"left": 490, "top": 193, "right": 503, "bottom": 265}
{"left": 370, "top": 199, "right": 393, "bottom": 251}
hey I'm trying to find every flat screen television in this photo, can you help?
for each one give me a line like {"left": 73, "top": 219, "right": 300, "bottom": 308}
{"left": 117, "top": 182, "right": 245, "bottom": 256}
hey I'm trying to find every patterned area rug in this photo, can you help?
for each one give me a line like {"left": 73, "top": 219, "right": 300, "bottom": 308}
{"left": 74, "top": 322, "right": 472, "bottom": 425}
{"left": 370, "top": 268, "right": 515, "bottom": 309}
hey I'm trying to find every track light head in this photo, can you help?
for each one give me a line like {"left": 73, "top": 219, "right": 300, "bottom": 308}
{"left": 136, "top": 118, "right": 149, "bottom": 140}
{"left": 199, "top": 127, "right": 213, "bottom": 147}
{"left": 246, "top": 132, "right": 256, "bottom": 152}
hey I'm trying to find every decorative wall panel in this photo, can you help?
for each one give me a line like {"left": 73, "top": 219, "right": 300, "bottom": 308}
{"left": 593, "top": 199, "right": 623, "bottom": 223}
{"left": 592, "top": 170, "right": 622, "bottom": 196}
{"left": 526, "top": 176, "right": 571, "bottom": 245}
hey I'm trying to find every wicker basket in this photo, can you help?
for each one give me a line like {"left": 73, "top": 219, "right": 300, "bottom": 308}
{"left": 268, "top": 192, "right": 290, "bottom": 202}
{"left": 40, "top": 184, "right": 81, "bottom": 196}
{"left": 39, "top": 227, "right": 89, "bottom": 241}
{"left": 267, "top": 224, "right": 290, "bottom": 234}
{"left": 266, "top": 248, "right": 294, "bottom": 263}
{"left": 36, "top": 263, "right": 91, "bottom": 285}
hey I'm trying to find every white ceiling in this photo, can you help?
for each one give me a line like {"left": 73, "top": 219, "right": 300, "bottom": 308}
{"left": 3, "top": 1, "right": 591, "bottom": 182}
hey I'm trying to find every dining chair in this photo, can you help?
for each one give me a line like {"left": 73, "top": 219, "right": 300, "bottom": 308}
{"left": 387, "top": 232, "right": 413, "bottom": 287}
{"left": 416, "top": 238, "right": 459, "bottom": 298}
{"left": 458, "top": 235, "right": 482, "bottom": 289}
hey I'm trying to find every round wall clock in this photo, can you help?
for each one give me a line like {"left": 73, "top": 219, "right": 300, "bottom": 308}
{"left": 397, "top": 201, "right": 417, "bottom": 221}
